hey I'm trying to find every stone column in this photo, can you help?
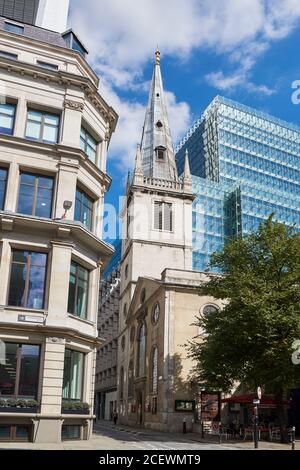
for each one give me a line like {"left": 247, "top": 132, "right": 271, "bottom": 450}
{"left": 14, "top": 97, "right": 27, "bottom": 138}
{"left": 54, "top": 160, "right": 78, "bottom": 220}
{"left": 5, "top": 162, "right": 19, "bottom": 212}
{"left": 0, "top": 240, "right": 10, "bottom": 306}
{"left": 36, "top": 336, "right": 66, "bottom": 443}
{"left": 61, "top": 99, "right": 84, "bottom": 148}
{"left": 47, "top": 241, "right": 73, "bottom": 323}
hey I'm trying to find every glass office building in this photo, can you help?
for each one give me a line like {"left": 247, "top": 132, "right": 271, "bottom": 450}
{"left": 176, "top": 96, "right": 300, "bottom": 272}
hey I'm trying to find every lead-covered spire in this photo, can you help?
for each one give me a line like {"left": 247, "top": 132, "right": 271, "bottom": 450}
{"left": 140, "top": 49, "right": 178, "bottom": 181}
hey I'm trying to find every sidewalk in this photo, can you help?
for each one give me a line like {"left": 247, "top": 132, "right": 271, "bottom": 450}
{"left": 94, "top": 420, "right": 296, "bottom": 450}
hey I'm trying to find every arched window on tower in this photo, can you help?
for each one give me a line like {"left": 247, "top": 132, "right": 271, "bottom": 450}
{"left": 119, "top": 366, "right": 124, "bottom": 400}
{"left": 151, "top": 346, "right": 158, "bottom": 393}
{"left": 137, "top": 322, "right": 146, "bottom": 377}
{"left": 128, "top": 360, "right": 134, "bottom": 398}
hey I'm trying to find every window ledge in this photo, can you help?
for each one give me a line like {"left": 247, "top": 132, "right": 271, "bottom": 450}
{"left": 68, "top": 313, "right": 95, "bottom": 326}
{"left": 4, "top": 306, "right": 47, "bottom": 315}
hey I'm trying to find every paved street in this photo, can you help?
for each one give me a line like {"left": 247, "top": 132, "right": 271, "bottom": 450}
{"left": 0, "top": 421, "right": 296, "bottom": 450}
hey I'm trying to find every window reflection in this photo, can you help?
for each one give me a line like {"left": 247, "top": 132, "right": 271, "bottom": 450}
{"left": 62, "top": 349, "right": 84, "bottom": 400}
{"left": 18, "top": 172, "right": 53, "bottom": 218}
{"left": 0, "top": 342, "right": 40, "bottom": 398}
{"left": 8, "top": 251, "right": 47, "bottom": 310}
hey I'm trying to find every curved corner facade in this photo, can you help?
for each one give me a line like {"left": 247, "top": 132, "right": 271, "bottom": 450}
{"left": 0, "top": 17, "right": 117, "bottom": 443}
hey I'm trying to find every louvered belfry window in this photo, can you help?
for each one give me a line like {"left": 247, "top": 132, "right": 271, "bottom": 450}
{"left": 0, "top": 0, "right": 40, "bottom": 25}
{"left": 154, "top": 201, "right": 173, "bottom": 232}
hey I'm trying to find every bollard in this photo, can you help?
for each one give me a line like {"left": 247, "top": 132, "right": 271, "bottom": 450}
{"left": 183, "top": 418, "right": 187, "bottom": 434}
{"left": 291, "top": 426, "right": 296, "bottom": 451}
{"left": 201, "top": 421, "right": 204, "bottom": 439}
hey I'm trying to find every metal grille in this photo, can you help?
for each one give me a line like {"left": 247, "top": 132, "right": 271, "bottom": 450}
{"left": 0, "top": 0, "right": 40, "bottom": 25}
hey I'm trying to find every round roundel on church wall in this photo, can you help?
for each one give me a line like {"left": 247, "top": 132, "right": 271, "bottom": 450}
{"left": 156, "top": 120, "right": 163, "bottom": 128}
{"left": 121, "top": 335, "right": 126, "bottom": 351}
{"left": 152, "top": 302, "right": 160, "bottom": 324}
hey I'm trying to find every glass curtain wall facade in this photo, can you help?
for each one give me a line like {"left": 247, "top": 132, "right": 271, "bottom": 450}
{"left": 176, "top": 96, "right": 300, "bottom": 272}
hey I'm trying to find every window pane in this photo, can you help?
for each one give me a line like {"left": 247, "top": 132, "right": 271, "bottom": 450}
{"left": 76, "top": 277, "right": 88, "bottom": 318}
{"left": 8, "top": 251, "right": 47, "bottom": 309}
{"left": 4, "top": 23, "right": 24, "bottom": 35}
{"left": 0, "top": 342, "right": 18, "bottom": 396}
{"left": 8, "top": 263, "right": 27, "bottom": 307}
{"left": 62, "top": 425, "right": 81, "bottom": 440}
{"left": 26, "top": 121, "right": 40, "bottom": 140}
{"left": 27, "top": 111, "right": 42, "bottom": 123}
{"left": 67, "top": 270, "right": 76, "bottom": 315}
{"left": 74, "top": 188, "right": 93, "bottom": 230}
{"left": 62, "top": 349, "right": 84, "bottom": 400}
{"left": 0, "top": 168, "right": 8, "bottom": 210}
{"left": 0, "top": 103, "right": 15, "bottom": 135}
{"left": 16, "top": 426, "right": 29, "bottom": 439}
{"left": 27, "top": 253, "right": 47, "bottom": 310}
{"left": 43, "top": 124, "right": 58, "bottom": 143}
{"left": 67, "top": 262, "right": 88, "bottom": 318}
{"left": 44, "top": 114, "right": 59, "bottom": 126}
{"left": 36, "top": 187, "right": 52, "bottom": 218}
{"left": 18, "top": 345, "right": 40, "bottom": 397}
{"left": 0, "top": 426, "right": 10, "bottom": 438}
{"left": 86, "top": 145, "right": 96, "bottom": 163}
{"left": 18, "top": 177, "right": 35, "bottom": 215}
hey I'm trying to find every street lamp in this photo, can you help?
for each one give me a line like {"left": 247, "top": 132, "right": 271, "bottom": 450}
{"left": 62, "top": 200, "right": 72, "bottom": 219}
{"left": 253, "top": 387, "right": 262, "bottom": 449}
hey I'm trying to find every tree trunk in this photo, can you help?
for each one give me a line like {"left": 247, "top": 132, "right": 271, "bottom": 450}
{"left": 275, "top": 389, "right": 287, "bottom": 443}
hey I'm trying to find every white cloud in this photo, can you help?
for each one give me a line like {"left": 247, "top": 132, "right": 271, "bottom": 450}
{"left": 68, "top": 0, "right": 300, "bottom": 166}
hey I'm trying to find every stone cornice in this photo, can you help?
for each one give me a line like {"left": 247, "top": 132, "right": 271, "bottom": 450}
{"left": 0, "top": 56, "right": 118, "bottom": 138}
{"left": 0, "top": 134, "right": 112, "bottom": 191}
{"left": 0, "top": 212, "right": 114, "bottom": 259}
{"left": 0, "top": 322, "right": 102, "bottom": 347}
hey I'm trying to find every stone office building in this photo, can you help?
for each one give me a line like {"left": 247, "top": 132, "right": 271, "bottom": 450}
{"left": 0, "top": 3, "right": 117, "bottom": 443}
{"left": 95, "top": 241, "right": 121, "bottom": 421}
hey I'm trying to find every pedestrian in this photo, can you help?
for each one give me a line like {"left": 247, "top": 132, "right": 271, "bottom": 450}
{"left": 113, "top": 410, "right": 118, "bottom": 425}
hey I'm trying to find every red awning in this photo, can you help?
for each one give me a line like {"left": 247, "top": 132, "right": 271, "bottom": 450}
{"left": 221, "top": 394, "right": 289, "bottom": 405}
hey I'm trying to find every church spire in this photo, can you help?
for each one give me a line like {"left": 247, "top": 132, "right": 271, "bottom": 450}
{"left": 140, "top": 49, "right": 178, "bottom": 181}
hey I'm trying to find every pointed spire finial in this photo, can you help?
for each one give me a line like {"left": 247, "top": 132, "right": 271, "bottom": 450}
{"left": 183, "top": 149, "right": 192, "bottom": 191}
{"left": 155, "top": 46, "right": 160, "bottom": 65}
{"left": 133, "top": 144, "right": 144, "bottom": 184}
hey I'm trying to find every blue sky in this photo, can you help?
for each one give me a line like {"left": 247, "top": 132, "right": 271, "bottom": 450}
{"left": 69, "top": 0, "right": 300, "bottom": 218}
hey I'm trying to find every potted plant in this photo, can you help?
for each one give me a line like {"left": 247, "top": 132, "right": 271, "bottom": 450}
{"left": 0, "top": 398, "right": 38, "bottom": 413}
{"left": 61, "top": 400, "right": 90, "bottom": 414}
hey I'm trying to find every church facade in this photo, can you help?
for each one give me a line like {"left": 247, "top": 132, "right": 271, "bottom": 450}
{"left": 116, "top": 51, "right": 223, "bottom": 432}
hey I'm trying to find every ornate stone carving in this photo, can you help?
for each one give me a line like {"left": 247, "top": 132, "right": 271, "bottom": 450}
{"left": 64, "top": 99, "right": 84, "bottom": 112}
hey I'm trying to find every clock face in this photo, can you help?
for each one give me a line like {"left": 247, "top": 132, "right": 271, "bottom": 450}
{"left": 152, "top": 303, "right": 160, "bottom": 324}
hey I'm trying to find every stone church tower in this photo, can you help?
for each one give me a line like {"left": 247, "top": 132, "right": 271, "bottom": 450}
{"left": 119, "top": 50, "right": 194, "bottom": 334}
{"left": 117, "top": 51, "right": 196, "bottom": 427}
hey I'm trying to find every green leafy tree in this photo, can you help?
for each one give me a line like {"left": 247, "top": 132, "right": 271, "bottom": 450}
{"left": 187, "top": 216, "right": 300, "bottom": 441}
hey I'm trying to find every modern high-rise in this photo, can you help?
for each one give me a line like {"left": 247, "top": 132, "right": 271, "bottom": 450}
{"left": 0, "top": 3, "right": 118, "bottom": 444}
{"left": 176, "top": 96, "right": 300, "bottom": 272}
